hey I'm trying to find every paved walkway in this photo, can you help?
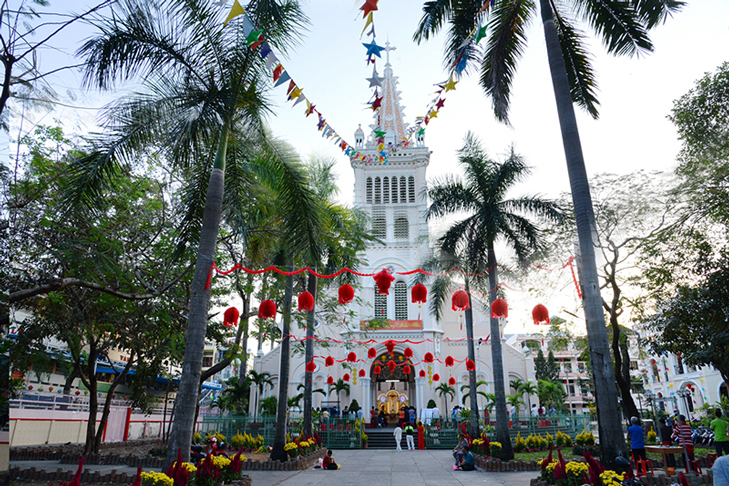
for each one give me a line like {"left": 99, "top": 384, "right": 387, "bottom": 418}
{"left": 12, "top": 450, "right": 538, "bottom": 486}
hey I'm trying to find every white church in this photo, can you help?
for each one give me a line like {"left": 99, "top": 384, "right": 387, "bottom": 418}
{"left": 251, "top": 52, "right": 534, "bottom": 420}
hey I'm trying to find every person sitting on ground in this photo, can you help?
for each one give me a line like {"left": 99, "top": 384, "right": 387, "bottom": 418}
{"left": 452, "top": 432, "right": 468, "bottom": 466}
{"left": 456, "top": 445, "right": 476, "bottom": 471}
{"left": 322, "top": 449, "right": 339, "bottom": 470}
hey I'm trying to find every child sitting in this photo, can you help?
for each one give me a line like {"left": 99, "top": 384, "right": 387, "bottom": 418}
{"left": 321, "top": 449, "right": 339, "bottom": 470}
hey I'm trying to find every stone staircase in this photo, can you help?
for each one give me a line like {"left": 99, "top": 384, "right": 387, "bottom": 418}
{"left": 365, "top": 428, "right": 419, "bottom": 449}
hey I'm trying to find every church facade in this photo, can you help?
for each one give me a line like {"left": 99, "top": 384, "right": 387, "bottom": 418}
{"left": 251, "top": 56, "right": 534, "bottom": 419}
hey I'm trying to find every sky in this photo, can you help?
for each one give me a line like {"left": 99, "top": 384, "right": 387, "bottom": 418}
{"left": 10, "top": 0, "right": 729, "bottom": 335}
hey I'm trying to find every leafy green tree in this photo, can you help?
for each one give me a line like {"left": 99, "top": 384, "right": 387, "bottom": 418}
{"left": 507, "top": 393, "right": 524, "bottom": 416}
{"left": 436, "top": 383, "right": 455, "bottom": 413}
{"left": 538, "top": 379, "right": 567, "bottom": 412}
{"left": 424, "top": 132, "right": 561, "bottom": 460}
{"left": 218, "top": 376, "right": 251, "bottom": 414}
{"left": 413, "top": 0, "right": 681, "bottom": 467}
{"left": 546, "top": 350, "right": 560, "bottom": 383}
{"left": 535, "top": 348, "right": 549, "bottom": 382}
{"left": 74, "top": 0, "right": 313, "bottom": 467}
{"left": 259, "top": 396, "right": 277, "bottom": 416}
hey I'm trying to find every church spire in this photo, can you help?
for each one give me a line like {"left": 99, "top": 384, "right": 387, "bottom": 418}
{"left": 371, "top": 41, "right": 408, "bottom": 146}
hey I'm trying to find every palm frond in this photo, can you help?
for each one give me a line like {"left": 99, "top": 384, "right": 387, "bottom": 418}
{"left": 480, "top": 0, "right": 535, "bottom": 124}
{"left": 551, "top": 7, "right": 599, "bottom": 118}
{"left": 573, "top": 0, "right": 653, "bottom": 56}
{"left": 631, "top": 0, "right": 684, "bottom": 29}
{"left": 413, "top": 0, "right": 454, "bottom": 44}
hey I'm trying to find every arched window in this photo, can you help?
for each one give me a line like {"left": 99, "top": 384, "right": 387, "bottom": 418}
{"left": 372, "top": 208, "right": 386, "bottom": 239}
{"left": 366, "top": 177, "right": 373, "bottom": 204}
{"left": 408, "top": 176, "right": 415, "bottom": 203}
{"left": 394, "top": 281, "right": 408, "bottom": 320}
{"left": 394, "top": 215, "right": 409, "bottom": 239}
{"left": 391, "top": 177, "right": 398, "bottom": 203}
{"left": 374, "top": 292, "right": 387, "bottom": 318}
{"left": 383, "top": 177, "right": 390, "bottom": 204}
{"left": 374, "top": 177, "right": 381, "bottom": 204}
{"left": 400, "top": 176, "right": 407, "bottom": 202}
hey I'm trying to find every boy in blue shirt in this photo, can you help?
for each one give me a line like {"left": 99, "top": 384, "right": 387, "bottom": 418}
{"left": 627, "top": 416, "right": 646, "bottom": 461}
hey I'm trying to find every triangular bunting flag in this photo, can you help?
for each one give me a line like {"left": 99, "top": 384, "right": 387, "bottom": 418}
{"left": 265, "top": 53, "right": 279, "bottom": 70}
{"left": 274, "top": 71, "right": 290, "bottom": 87}
{"left": 292, "top": 93, "right": 306, "bottom": 106}
{"left": 223, "top": 0, "right": 245, "bottom": 27}
{"left": 360, "top": 12, "right": 374, "bottom": 37}
{"left": 286, "top": 80, "right": 296, "bottom": 95}
{"left": 273, "top": 64, "right": 284, "bottom": 82}
{"left": 259, "top": 42, "right": 272, "bottom": 59}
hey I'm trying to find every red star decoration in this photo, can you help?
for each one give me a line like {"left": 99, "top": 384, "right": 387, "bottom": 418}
{"left": 371, "top": 95, "right": 382, "bottom": 111}
{"left": 436, "top": 98, "right": 446, "bottom": 109}
{"left": 360, "top": 0, "right": 378, "bottom": 18}
{"left": 305, "top": 104, "right": 316, "bottom": 117}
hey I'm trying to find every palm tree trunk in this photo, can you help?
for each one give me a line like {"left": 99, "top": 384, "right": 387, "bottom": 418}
{"left": 487, "top": 246, "right": 513, "bottom": 460}
{"left": 464, "top": 280, "right": 480, "bottom": 438}
{"left": 539, "top": 0, "right": 626, "bottom": 468}
{"left": 164, "top": 129, "right": 228, "bottom": 469}
{"left": 271, "top": 271, "right": 294, "bottom": 462}
{"left": 303, "top": 273, "right": 317, "bottom": 437}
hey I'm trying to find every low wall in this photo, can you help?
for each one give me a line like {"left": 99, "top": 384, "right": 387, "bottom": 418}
{"left": 9, "top": 466, "right": 252, "bottom": 486}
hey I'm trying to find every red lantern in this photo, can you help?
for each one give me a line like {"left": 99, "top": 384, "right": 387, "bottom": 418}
{"left": 387, "top": 360, "right": 396, "bottom": 372}
{"left": 424, "top": 352, "right": 434, "bottom": 363}
{"left": 298, "top": 291, "right": 314, "bottom": 312}
{"left": 368, "top": 347, "right": 377, "bottom": 359}
{"left": 432, "top": 373, "right": 440, "bottom": 382}
{"left": 223, "top": 307, "right": 239, "bottom": 327}
{"left": 75, "top": 390, "right": 80, "bottom": 395}
{"left": 373, "top": 268, "right": 395, "bottom": 295}
{"left": 411, "top": 283, "right": 427, "bottom": 304}
{"left": 258, "top": 300, "right": 277, "bottom": 319}
{"left": 448, "top": 377, "right": 456, "bottom": 386}
{"left": 347, "top": 352, "right": 357, "bottom": 363}
{"left": 343, "top": 373, "right": 350, "bottom": 382}
{"left": 452, "top": 290, "right": 470, "bottom": 311}
{"left": 419, "top": 370, "right": 426, "bottom": 378}
{"left": 325, "top": 356, "right": 334, "bottom": 367}
{"left": 403, "top": 365, "right": 411, "bottom": 375}
{"left": 491, "top": 298, "right": 508, "bottom": 318}
{"left": 359, "top": 369, "right": 366, "bottom": 377}
{"left": 466, "top": 359, "right": 475, "bottom": 371}
{"left": 532, "top": 304, "right": 550, "bottom": 325}
{"left": 385, "top": 340, "right": 395, "bottom": 354}
{"left": 374, "top": 365, "right": 382, "bottom": 375}
{"left": 338, "top": 284, "right": 354, "bottom": 305}
{"left": 445, "top": 356, "right": 454, "bottom": 367}
{"left": 306, "top": 361, "right": 316, "bottom": 373}
{"left": 404, "top": 347, "right": 413, "bottom": 359}
{"left": 327, "top": 376, "right": 334, "bottom": 385}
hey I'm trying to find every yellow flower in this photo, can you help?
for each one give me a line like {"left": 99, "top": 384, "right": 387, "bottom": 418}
{"left": 140, "top": 471, "right": 173, "bottom": 486}
{"left": 212, "top": 455, "right": 231, "bottom": 468}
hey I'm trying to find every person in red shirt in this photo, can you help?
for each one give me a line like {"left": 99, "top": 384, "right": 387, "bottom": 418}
{"left": 322, "top": 449, "right": 338, "bottom": 470}
{"left": 673, "top": 415, "right": 695, "bottom": 461}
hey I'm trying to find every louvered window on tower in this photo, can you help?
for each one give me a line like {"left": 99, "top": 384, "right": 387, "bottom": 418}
{"left": 383, "top": 177, "right": 390, "bottom": 204}
{"left": 391, "top": 177, "right": 398, "bottom": 203}
{"left": 372, "top": 208, "right": 386, "bottom": 239}
{"left": 394, "top": 215, "right": 409, "bottom": 239}
{"left": 394, "top": 281, "right": 408, "bottom": 320}
{"left": 374, "top": 177, "right": 381, "bottom": 204}
{"left": 408, "top": 176, "right": 415, "bottom": 203}
{"left": 375, "top": 292, "right": 387, "bottom": 318}
{"left": 366, "top": 177, "right": 373, "bottom": 204}
{"left": 400, "top": 176, "right": 407, "bottom": 202}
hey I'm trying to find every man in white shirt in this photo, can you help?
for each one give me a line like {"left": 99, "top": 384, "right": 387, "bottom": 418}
{"left": 510, "top": 404, "right": 517, "bottom": 418}
{"left": 713, "top": 455, "right": 729, "bottom": 486}
{"left": 531, "top": 404, "right": 538, "bottom": 417}
{"left": 394, "top": 425, "right": 403, "bottom": 451}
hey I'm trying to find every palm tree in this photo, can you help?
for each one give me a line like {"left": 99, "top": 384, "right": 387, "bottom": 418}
{"left": 510, "top": 378, "right": 525, "bottom": 395}
{"left": 436, "top": 383, "right": 456, "bottom": 413}
{"left": 425, "top": 133, "right": 562, "bottom": 459}
{"left": 414, "top": 0, "right": 681, "bottom": 467}
{"left": 219, "top": 376, "right": 251, "bottom": 414}
{"left": 460, "top": 381, "right": 489, "bottom": 409}
{"left": 507, "top": 393, "right": 524, "bottom": 418}
{"left": 328, "top": 378, "right": 351, "bottom": 408}
{"left": 248, "top": 370, "right": 274, "bottom": 416}
{"left": 519, "top": 381, "right": 538, "bottom": 415}
{"left": 74, "top": 0, "right": 313, "bottom": 468}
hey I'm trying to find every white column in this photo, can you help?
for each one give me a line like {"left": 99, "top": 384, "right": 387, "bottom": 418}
{"left": 415, "top": 377, "right": 426, "bottom": 413}
{"left": 361, "top": 377, "right": 371, "bottom": 413}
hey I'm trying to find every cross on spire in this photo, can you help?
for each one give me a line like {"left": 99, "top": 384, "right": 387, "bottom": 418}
{"left": 384, "top": 41, "right": 396, "bottom": 65}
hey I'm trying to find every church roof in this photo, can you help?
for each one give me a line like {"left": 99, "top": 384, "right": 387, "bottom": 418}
{"left": 369, "top": 42, "right": 408, "bottom": 144}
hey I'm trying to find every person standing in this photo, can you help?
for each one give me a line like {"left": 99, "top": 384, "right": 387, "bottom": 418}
{"left": 417, "top": 421, "right": 425, "bottom": 450}
{"left": 394, "top": 425, "right": 403, "bottom": 451}
{"left": 405, "top": 423, "right": 415, "bottom": 451}
{"left": 713, "top": 455, "right": 729, "bottom": 486}
{"left": 660, "top": 418, "right": 676, "bottom": 470}
{"left": 711, "top": 410, "right": 729, "bottom": 456}
{"left": 531, "top": 403, "right": 538, "bottom": 417}
{"left": 627, "top": 416, "right": 646, "bottom": 461}
{"left": 370, "top": 406, "right": 377, "bottom": 428}
{"left": 674, "top": 415, "right": 695, "bottom": 461}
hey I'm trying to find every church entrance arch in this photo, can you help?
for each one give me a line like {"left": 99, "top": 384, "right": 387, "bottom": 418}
{"left": 371, "top": 351, "right": 415, "bottom": 424}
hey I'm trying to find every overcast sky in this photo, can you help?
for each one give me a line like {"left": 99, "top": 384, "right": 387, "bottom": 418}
{"left": 11, "top": 0, "right": 729, "bottom": 334}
